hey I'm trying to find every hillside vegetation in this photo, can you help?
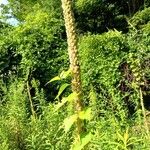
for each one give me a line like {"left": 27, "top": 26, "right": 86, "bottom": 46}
{"left": 0, "top": 0, "right": 150, "bottom": 149}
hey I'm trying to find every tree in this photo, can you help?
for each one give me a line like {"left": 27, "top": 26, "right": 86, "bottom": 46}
{"left": 1, "top": 0, "right": 62, "bottom": 22}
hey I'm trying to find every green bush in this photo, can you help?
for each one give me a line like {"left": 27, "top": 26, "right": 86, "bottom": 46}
{"left": 130, "top": 7, "right": 150, "bottom": 29}
{"left": 79, "top": 29, "right": 150, "bottom": 121}
{"left": 79, "top": 31, "right": 130, "bottom": 116}
{"left": 80, "top": 31, "right": 129, "bottom": 88}
{"left": 0, "top": 5, "right": 69, "bottom": 101}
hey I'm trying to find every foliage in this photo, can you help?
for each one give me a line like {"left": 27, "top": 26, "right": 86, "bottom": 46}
{"left": 79, "top": 31, "right": 130, "bottom": 118}
{"left": 0, "top": 1, "right": 150, "bottom": 150}
{"left": 129, "top": 7, "right": 150, "bottom": 29}
{"left": 0, "top": 4, "right": 69, "bottom": 101}
{"left": 0, "top": 79, "right": 73, "bottom": 150}
{"left": 74, "top": 0, "right": 146, "bottom": 34}
{"left": 2, "top": 0, "right": 62, "bottom": 21}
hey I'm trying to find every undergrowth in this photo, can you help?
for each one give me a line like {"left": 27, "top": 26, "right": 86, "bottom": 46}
{"left": 1, "top": 6, "right": 150, "bottom": 150}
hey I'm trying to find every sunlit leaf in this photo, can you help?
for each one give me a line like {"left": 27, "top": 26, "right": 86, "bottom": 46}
{"left": 45, "top": 76, "right": 60, "bottom": 85}
{"left": 67, "top": 92, "right": 78, "bottom": 102}
{"left": 117, "top": 132, "right": 124, "bottom": 142}
{"left": 63, "top": 114, "right": 78, "bottom": 133}
{"left": 55, "top": 98, "right": 68, "bottom": 111}
{"left": 79, "top": 108, "right": 92, "bottom": 120}
{"left": 124, "top": 128, "right": 129, "bottom": 144}
{"left": 60, "top": 69, "right": 71, "bottom": 79}
{"left": 71, "top": 132, "right": 93, "bottom": 150}
{"left": 55, "top": 92, "right": 77, "bottom": 111}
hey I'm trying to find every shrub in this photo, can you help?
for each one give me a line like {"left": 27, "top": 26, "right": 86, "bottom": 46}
{"left": 130, "top": 7, "right": 150, "bottom": 29}
{"left": 79, "top": 31, "right": 130, "bottom": 117}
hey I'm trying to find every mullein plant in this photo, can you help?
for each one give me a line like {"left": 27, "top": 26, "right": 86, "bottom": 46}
{"left": 61, "top": 0, "right": 84, "bottom": 140}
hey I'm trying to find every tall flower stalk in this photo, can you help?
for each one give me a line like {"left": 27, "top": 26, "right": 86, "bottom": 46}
{"left": 61, "top": 0, "right": 84, "bottom": 137}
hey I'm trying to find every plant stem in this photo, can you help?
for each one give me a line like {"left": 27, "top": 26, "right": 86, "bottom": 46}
{"left": 61, "top": 0, "right": 84, "bottom": 137}
{"left": 27, "top": 80, "right": 36, "bottom": 119}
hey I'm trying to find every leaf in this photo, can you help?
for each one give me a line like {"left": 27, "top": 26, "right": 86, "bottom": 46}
{"left": 107, "top": 141, "right": 124, "bottom": 149}
{"left": 63, "top": 114, "right": 78, "bottom": 133}
{"left": 124, "top": 128, "right": 129, "bottom": 144}
{"left": 127, "top": 138, "right": 143, "bottom": 146}
{"left": 117, "top": 132, "right": 124, "bottom": 142}
{"left": 55, "top": 83, "right": 70, "bottom": 99}
{"left": 55, "top": 98, "right": 68, "bottom": 111}
{"left": 45, "top": 76, "right": 60, "bottom": 85}
{"left": 54, "top": 92, "right": 77, "bottom": 111}
{"left": 67, "top": 92, "right": 78, "bottom": 102}
{"left": 71, "top": 132, "right": 93, "bottom": 150}
{"left": 60, "top": 69, "right": 71, "bottom": 79}
{"left": 79, "top": 108, "right": 92, "bottom": 120}
{"left": 46, "top": 69, "right": 71, "bottom": 86}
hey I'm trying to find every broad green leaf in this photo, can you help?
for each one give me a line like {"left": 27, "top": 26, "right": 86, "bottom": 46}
{"left": 63, "top": 114, "right": 78, "bottom": 133}
{"left": 79, "top": 108, "right": 92, "bottom": 120}
{"left": 55, "top": 83, "right": 70, "bottom": 99}
{"left": 67, "top": 92, "right": 78, "bottom": 102}
{"left": 55, "top": 92, "right": 77, "bottom": 111}
{"left": 45, "top": 76, "right": 60, "bottom": 85}
{"left": 60, "top": 69, "right": 71, "bottom": 79}
{"left": 71, "top": 132, "right": 93, "bottom": 150}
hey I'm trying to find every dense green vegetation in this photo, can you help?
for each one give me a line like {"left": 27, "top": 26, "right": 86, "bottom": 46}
{"left": 1, "top": 0, "right": 150, "bottom": 149}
